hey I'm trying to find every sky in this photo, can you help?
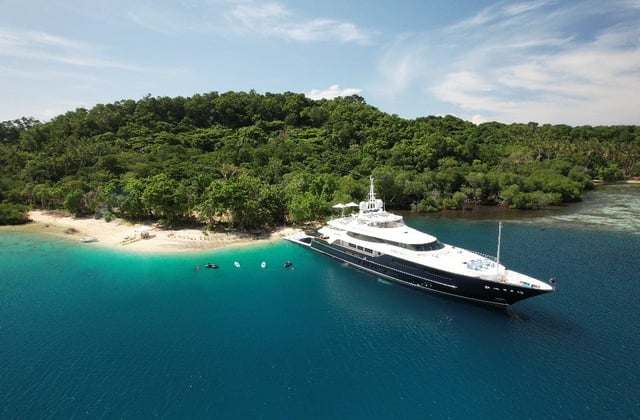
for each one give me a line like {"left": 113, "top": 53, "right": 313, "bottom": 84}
{"left": 1, "top": 0, "right": 639, "bottom": 126}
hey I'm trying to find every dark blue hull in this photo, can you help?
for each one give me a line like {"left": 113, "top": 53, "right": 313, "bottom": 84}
{"left": 302, "top": 237, "right": 550, "bottom": 307}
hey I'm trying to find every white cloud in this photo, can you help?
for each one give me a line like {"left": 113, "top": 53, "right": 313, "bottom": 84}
{"left": 503, "top": 1, "right": 548, "bottom": 17}
{"left": 470, "top": 114, "right": 487, "bottom": 125}
{"left": 125, "top": 0, "right": 371, "bottom": 44}
{"left": 0, "top": 27, "right": 143, "bottom": 70}
{"left": 449, "top": 0, "right": 550, "bottom": 32}
{"left": 224, "top": 1, "right": 371, "bottom": 44}
{"left": 306, "top": 85, "right": 362, "bottom": 100}
{"left": 23, "top": 30, "right": 92, "bottom": 50}
{"left": 228, "top": 2, "right": 290, "bottom": 24}
{"left": 433, "top": 72, "right": 495, "bottom": 106}
{"left": 375, "top": 0, "right": 640, "bottom": 124}
{"left": 0, "top": 28, "right": 95, "bottom": 55}
{"left": 126, "top": 6, "right": 181, "bottom": 34}
{"left": 375, "top": 39, "right": 428, "bottom": 95}
{"left": 275, "top": 19, "right": 367, "bottom": 44}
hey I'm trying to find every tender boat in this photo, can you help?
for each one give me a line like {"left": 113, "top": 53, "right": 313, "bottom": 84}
{"left": 285, "top": 176, "right": 555, "bottom": 308}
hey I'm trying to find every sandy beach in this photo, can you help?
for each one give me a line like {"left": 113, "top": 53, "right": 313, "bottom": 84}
{"left": 1, "top": 211, "right": 302, "bottom": 254}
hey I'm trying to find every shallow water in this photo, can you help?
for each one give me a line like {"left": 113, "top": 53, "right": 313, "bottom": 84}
{"left": 1, "top": 187, "right": 639, "bottom": 418}
{"left": 429, "top": 184, "right": 640, "bottom": 234}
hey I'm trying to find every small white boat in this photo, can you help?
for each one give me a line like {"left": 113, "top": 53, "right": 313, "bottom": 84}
{"left": 261, "top": 261, "right": 267, "bottom": 269}
{"left": 80, "top": 236, "right": 97, "bottom": 243}
{"left": 234, "top": 261, "right": 241, "bottom": 268}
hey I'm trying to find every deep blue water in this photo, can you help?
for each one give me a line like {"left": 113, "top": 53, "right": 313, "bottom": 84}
{"left": 1, "top": 193, "right": 639, "bottom": 418}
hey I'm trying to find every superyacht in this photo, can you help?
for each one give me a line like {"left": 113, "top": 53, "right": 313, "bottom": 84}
{"left": 285, "top": 176, "right": 555, "bottom": 307}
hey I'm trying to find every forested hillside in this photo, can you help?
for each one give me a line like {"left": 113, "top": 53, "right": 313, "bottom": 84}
{"left": 1, "top": 91, "right": 639, "bottom": 228}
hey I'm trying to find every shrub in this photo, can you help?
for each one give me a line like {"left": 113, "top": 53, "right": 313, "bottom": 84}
{"left": 0, "top": 203, "right": 30, "bottom": 225}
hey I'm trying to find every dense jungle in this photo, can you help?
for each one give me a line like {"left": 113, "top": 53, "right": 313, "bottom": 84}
{"left": 1, "top": 91, "right": 639, "bottom": 228}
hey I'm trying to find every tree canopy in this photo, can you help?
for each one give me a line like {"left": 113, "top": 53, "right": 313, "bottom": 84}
{"left": 1, "top": 91, "right": 638, "bottom": 227}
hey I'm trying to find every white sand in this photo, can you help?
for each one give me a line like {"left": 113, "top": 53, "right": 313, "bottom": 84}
{"left": 2, "top": 211, "right": 302, "bottom": 254}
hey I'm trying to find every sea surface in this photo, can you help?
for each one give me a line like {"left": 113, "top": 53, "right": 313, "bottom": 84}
{"left": 1, "top": 185, "right": 639, "bottom": 419}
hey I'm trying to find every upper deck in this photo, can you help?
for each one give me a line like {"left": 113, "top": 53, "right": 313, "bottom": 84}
{"left": 326, "top": 175, "right": 438, "bottom": 245}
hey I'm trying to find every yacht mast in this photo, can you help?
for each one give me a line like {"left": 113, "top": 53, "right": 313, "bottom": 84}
{"left": 366, "top": 175, "right": 377, "bottom": 211}
{"left": 496, "top": 221, "right": 503, "bottom": 273}
{"left": 368, "top": 176, "right": 376, "bottom": 202}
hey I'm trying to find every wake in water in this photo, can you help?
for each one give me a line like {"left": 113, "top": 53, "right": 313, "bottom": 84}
{"left": 506, "top": 307, "right": 530, "bottom": 321}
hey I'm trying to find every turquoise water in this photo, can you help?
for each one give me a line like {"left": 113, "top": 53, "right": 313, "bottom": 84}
{"left": 1, "top": 188, "right": 639, "bottom": 418}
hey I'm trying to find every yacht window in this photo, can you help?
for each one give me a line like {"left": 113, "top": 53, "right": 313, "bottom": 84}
{"left": 369, "top": 221, "right": 404, "bottom": 228}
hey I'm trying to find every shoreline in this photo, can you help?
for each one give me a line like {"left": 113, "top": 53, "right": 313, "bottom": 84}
{"left": 4, "top": 181, "right": 637, "bottom": 252}
{"left": 0, "top": 211, "right": 303, "bottom": 254}
{"left": 592, "top": 179, "right": 640, "bottom": 185}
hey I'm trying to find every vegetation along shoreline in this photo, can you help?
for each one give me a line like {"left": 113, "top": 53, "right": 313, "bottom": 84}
{"left": 1, "top": 92, "right": 639, "bottom": 231}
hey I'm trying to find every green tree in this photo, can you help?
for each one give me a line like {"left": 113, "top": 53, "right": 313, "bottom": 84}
{"left": 64, "top": 190, "right": 89, "bottom": 216}
{"left": 141, "top": 174, "right": 189, "bottom": 223}
{"left": 118, "top": 177, "right": 147, "bottom": 219}
{"left": 199, "top": 174, "right": 274, "bottom": 230}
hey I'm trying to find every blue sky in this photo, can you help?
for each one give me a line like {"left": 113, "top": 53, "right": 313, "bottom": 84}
{"left": 1, "top": 0, "right": 639, "bottom": 125}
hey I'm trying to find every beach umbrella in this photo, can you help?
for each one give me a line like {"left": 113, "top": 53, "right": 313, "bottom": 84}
{"left": 344, "top": 202, "right": 359, "bottom": 215}
{"left": 332, "top": 203, "right": 346, "bottom": 216}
